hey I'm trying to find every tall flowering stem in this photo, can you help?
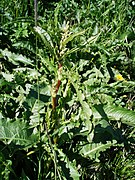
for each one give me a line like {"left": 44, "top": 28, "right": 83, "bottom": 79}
{"left": 51, "top": 63, "right": 62, "bottom": 109}
{"left": 51, "top": 21, "right": 70, "bottom": 109}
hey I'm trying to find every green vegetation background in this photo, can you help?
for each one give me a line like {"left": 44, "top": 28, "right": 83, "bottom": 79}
{"left": 0, "top": 0, "right": 135, "bottom": 179}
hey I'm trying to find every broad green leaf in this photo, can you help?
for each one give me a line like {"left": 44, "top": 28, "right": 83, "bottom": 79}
{"left": 1, "top": 72, "right": 14, "bottom": 82}
{"left": 57, "top": 149, "right": 80, "bottom": 180}
{"left": 38, "top": 54, "right": 57, "bottom": 73}
{"left": 0, "top": 49, "right": 33, "bottom": 65}
{"left": 0, "top": 115, "right": 35, "bottom": 147}
{"left": 81, "top": 101, "right": 92, "bottom": 119}
{"left": 80, "top": 140, "right": 118, "bottom": 162}
{"left": 30, "top": 99, "right": 44, "bottom": 127}
{"left": 104, "top": 105, "right": 135, "bottom": 127}
{"left": 93, "top": 104, "right": 135, "bottom": 127}
{"left": 68, "top": 70, "right": 92, "bottom": 119}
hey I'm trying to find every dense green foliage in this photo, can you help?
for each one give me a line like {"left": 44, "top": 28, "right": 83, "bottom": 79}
{"left": 0, "top": 0, "right": 135, "bottom": 179}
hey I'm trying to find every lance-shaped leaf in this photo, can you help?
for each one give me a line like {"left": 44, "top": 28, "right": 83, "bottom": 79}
{"left": 33, "top": 26, "right": 55, "bottom": 56}
{"left": 62, "top": 33, "right": 100, "bottom": 59}
{"left": 62, "top": 47, "right": 80, "bottom": 59}
{"left": 62, "top": 30, "right": 85, "bottom": 47}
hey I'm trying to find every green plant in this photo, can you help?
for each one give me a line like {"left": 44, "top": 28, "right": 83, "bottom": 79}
{"left": 0, "top": 0, "right": 135, "bottom": 179}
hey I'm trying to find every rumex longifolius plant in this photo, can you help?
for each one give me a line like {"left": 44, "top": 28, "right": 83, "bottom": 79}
{"left": 0, "top": 0, "right": 135, "bottom": 179}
